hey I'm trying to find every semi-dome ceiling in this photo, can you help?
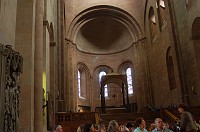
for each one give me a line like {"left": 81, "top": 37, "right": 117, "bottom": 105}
{"left": 75, "top": 15, "right": 134, "bottom": 54}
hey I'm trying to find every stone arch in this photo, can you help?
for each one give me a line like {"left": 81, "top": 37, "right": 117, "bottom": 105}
{"left": 157, "top": 0, "right": 167, "bottom": 29}
{"left": 92, "top": 65, "right": 113, "bottom": 99}
{"left": 77, "top": 62, "right": 91, "bottom": 75}
{"left": 192, "top": 17, "right": 200, "bottom": 78}
{"left": 118, "top": 61, "right": 133, "bottom": 74}
{"left": 149, "top": 7, "right": 157, "bottom": 40}
{"left": 94, "top": 65, "right": 113, "bottom": 74}
{"left": 77, "top": 62, "right": 91, "bottom": 98}
{"left": 118, "top": 61, "right": 134, "bottom": 95}
{"left": 144, "top": 0, "right": 156, "bottom": 31}
{"left": 166, "top": 46, "right": 176, "bottom": 90}
{"left": 192, "top": 17, "right": 200, "bottom": 39}
{"left": 67, "top": 5, "right": 143, "bottom": 43}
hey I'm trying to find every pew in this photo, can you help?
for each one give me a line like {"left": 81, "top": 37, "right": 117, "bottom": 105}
{"left": 55, "top": 112, "right": 98, "bottom": 132}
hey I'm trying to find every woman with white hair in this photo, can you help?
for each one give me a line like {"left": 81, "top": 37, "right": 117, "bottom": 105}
{"left": 53, "top": 125, "right": 63, "bottom": 132}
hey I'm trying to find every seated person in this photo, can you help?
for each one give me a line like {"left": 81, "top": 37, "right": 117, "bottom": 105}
{"left": 126, "top": 122, "right": 134, "bottom": 132}
{"left": 134, "top": 117, "right": 148, "bottom": 132}
{"left": 53, "top": 125, "right": 63, "bottom": 132}
{"left": 152, "top": 118, "right": 173, "bottom": 132}
{"left": 83, "top": 123, "right": 97, "bottom": 132}
{"left": 97, "top": 124, "right": 106, "bottom": 132}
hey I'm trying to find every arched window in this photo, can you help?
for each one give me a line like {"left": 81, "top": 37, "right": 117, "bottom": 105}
{"left": 126, "top": 68, "right": 133, "bottom": 94}
{"left": 149, "top": 7, "right": 157, "bottom": 40}
{"left": 118, "top": 62, "right": 134, "bottom": 95}
{"left": 192, "top": 17, "right": 200, "bottom": 78}
{"left": 157, "top": 0, "right": 166, "bottom": 28}
{"left": 78, "top": 70, "right": 86, "bottom": 98}
{"left": 166, "top": 47, "right": 176, "bottom": 90}
{"left": 78, "top": 70, "right": 81, "bottom": 97}
{"left": 77, "top": 63, "right": 89, "bottom": 98}
{"left": 99, "top": 71, "right": 108, "bottom": 97}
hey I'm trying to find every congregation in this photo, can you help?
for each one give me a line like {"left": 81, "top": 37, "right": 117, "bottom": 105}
{"left": 54, "top": 104, "right": 200, "bottom": 132}
{"left": 75, "top": 117, "right": 174, "bottom": 132}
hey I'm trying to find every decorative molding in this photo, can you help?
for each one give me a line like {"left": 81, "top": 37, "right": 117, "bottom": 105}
{"left": 43, "top": 20, "right": 56, "bottom": 46}
{"left": 43, "top": 20, "right": 51, "bottom": 33}
{"left": 65, "top": 37, "right": 146, "bottom": 55}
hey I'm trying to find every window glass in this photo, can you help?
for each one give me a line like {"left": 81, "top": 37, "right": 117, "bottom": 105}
{"left": 78, "top": 70, "right": 81, "bottom": 97}
{"left": 99, "top": 71, "right": 108, "bottom": 97}
{"left": 126, "top": 68, "right": 133, "bottom": 94}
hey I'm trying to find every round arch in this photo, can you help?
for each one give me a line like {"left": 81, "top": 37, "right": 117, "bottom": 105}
{"left": 77, "top": 62, "right": 91, "bottom": 98}
{"left": 67, "top": 5, "right": 143, "bottom": 43}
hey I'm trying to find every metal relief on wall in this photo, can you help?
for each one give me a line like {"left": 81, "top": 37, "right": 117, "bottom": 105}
{"left": 0, "top": 45, "right": 23, "bottom": 132}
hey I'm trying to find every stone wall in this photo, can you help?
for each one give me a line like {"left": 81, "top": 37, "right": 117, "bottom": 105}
{"left": 173, "top": 0, "right": 200, "bottom": 106}
{"left": 144, "top": 0, "right": 182, "bottom": 108}
{"left": 14, "top": 0, "right": 58, "bottom": 131}
{"left": 64, "top": 0, "right": 200, "bottom": 111}
{"left": 0, "top": 0, "right": 17, "bottom": 47}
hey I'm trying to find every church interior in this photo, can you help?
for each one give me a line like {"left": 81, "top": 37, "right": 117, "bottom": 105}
{"left": 0, "top": 0, "right": 200, "bottom": 131}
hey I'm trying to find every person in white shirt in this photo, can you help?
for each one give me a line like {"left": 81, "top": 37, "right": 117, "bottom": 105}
{"left": 152, "top": 118, "right": 173, "bottom": 132}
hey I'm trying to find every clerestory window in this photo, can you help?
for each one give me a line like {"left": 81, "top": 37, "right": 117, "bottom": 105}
{"left": 77, "top": 68, "right": 87, "bottom": 98}
{"left": 78, "top": 70, "right": 81, "bottom": 97}
{"left": 126, "top": 68, "right": 133, "bottom": 94}
{"left": 99, "top": 71, "right": 108, "bottom": 97}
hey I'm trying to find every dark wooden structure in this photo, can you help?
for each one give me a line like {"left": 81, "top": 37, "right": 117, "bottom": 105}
{"left": 100, "top": 73, "right": 129, "bottom": 113}
{"left": 55, "top": 112, "right": 98, "bottom": 132}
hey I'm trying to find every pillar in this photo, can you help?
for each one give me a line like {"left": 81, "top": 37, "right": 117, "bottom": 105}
{"left": 34, "top": 0, "right": 44, "bottom": 131}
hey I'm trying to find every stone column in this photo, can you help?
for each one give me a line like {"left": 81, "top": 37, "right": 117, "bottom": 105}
{"left": 66, "top": 40, "right": 77, "bottom": 112}
{"left": 167, "top": 0, "right": 189, "bottom": 104}
{"left": 34, "top": 0, "right": 44, "bottom": 131}
{"left": 57, "top": 0, "right": 65, "bottom": 112}
{"left": 15, "top": 0, "right": 36, "bottom": 131}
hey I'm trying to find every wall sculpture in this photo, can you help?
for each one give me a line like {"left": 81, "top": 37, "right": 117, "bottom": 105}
{"left": 0, "top": 44, "right": 23, "bottom": 132}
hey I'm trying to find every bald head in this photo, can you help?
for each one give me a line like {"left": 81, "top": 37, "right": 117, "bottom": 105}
{"left": 154, "top": 118, "right": 163, "bottom": 130}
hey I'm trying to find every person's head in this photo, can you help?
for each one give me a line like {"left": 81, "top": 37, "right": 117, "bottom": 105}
{"left": 54, "top": 125, "right": 63, "bottom": 132}
{"left": 118, "top": 125, "right": 129, "bottom": 132}
{"left": 148, "top": 123, "right": 155, "bottom": 131}
{"left": 178, "top": 103, "right": 188, "bottom": 113}
{"left": 107, "top": 120, "right": 119, "bottom": 132}
{"left": 126, "top": 123, "right": 133, "bottom": 132}
{"left": 98, "top": 124, "right": 106, "bottom": 132}
{"left": 163, "top": 122, "right": 169, "bottom": 129}
{"left": 90, "top": 124, "right": 97, "bottom": 132}
{"left": 135, "top": 117, "right": 146, "bottom": 129}
{"left": 83, "top": 124, "right": 97, "bottom": 132}
{"left": 77, "top": 124, "right": 85, "bottom": 132}
{"left": 154, "top": 118, "right": 163, "bottom": 130}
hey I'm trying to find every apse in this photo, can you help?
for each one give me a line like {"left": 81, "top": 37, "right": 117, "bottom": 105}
{"left": 75, "top": 15, "right": 134, "bottom": 54}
